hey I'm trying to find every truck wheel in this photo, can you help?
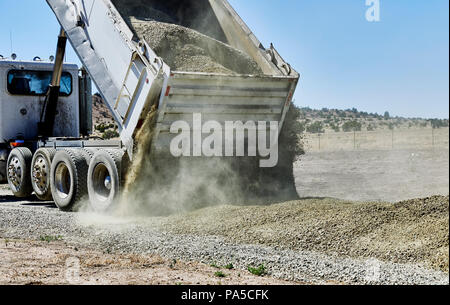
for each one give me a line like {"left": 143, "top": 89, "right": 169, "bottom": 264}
{"left": 87, "top": 150, "right": 122, "bottom": 212}
{"left": 31, "top": 148, "right": 56, "bottom": 201}
{"left": 80, "top": 148, "right": 98, "bottom": 164}
{"left": 0, "top": 160, "right": 6, "bottom": 183}
{"left": 50, "top": 149, "right": 88, "bottom": 211}
{"left": 7, "top": 147, "right": 33, "bottom": 197}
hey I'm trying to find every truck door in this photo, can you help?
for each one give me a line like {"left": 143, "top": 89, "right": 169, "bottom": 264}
{"left": 1, "top": 68, "right": 78, "bottom": 141}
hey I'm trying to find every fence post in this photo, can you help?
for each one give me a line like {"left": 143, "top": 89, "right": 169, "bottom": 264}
{"left": 391, "top": 129, "right": 394, "bottom": 149}
{"left": 432, "top": 127, "right": 435, "bottom": 148}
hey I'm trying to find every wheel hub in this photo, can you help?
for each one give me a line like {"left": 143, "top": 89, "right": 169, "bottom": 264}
{"left": 7, "top": 156, "right": 22, "bottom": 191}
{"left": 32, "top": 156, "right": 49, "bottom": 192}
{"left": 93, "top": 164, "right": 112, "bottom": 202}
{"left": 55, "top": 162, "right": 71, "bottom": 199}
{"left": 104, "top": 176, "right": 112, "bottom": 190}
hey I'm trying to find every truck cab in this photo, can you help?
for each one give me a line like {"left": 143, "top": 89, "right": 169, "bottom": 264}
{"left": 0, "top": 58, "right": 88, "bottom": 182}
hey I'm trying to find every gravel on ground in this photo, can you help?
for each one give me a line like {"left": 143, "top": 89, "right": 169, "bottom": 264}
{"left": 155, "top": 196, "right": 449, "bottom": 273}
{"left": 0, "top": 189, "right": 448, "bottom": 285}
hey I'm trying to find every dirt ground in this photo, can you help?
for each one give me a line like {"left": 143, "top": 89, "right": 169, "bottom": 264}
{"left": 295, "top": 148, "right": 449, "bottom": 202}
{"left": 0, "top": 238, "right": 296, "bottom": 285}
{"left": 0, "top": 145, "right": 448, "bottom": 284}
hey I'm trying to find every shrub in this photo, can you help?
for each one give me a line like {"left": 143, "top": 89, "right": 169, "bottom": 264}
{"left": 306, "top": 121, "right": 324, "bottom": 134}
{"left": 102, "top": 130, "right": 119, "bottom": 139}
{"left": 342, "top": 120, "right": 362, "bottom": 132}
{"left": 248, "top": 264, "right": 266, "bottom": 276}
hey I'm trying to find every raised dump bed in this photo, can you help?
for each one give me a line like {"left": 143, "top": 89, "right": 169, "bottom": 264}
{"left": 46, "top": 0, "right": 299, "bottom": 156}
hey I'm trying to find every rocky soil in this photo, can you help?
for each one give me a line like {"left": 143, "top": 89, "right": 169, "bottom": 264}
{"left": 0, "top": 184, "right": 448, "bottom": 285}
{"left": 156, "top": 196, "right": 449, "bottom": 273}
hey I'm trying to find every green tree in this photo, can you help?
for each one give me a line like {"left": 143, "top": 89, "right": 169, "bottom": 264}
{"left": 429, "top": 119, "right": 449, "bottom": 129}
{"left": 102, "top": 130, "right": 119, "bottom": 139}
{"left": 342, "top": 120, "right": 362, "bottom": 132}
{"left": 306, "top": 121, "right": 324, "bottom": 134}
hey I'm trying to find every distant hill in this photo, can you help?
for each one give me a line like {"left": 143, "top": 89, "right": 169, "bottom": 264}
{"left": 299, "top": 107, "right": 449, "bottom": 133}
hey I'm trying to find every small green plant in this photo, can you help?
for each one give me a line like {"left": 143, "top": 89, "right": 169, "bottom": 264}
{"left": 169, "top": 259, "right": 177, "bottom": 269}
{"left": 214, "top": 271, "right": 226, "bottom": 278}
{"left": 224, "top": 263, "right": 234, "bottom": 270}
{"left": 40, "top": 235, "right": 63, "bottom": 243}
{"left": 210, "top": 262, "right": 220, "bottom": 268}
{"left": 95, "top": 123, "right": 107, "bottom": 133}
{"left": 247, "top": 264, "right": 267, "bottom": 276}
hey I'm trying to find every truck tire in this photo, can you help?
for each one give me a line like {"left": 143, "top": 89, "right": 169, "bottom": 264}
{"left": 87, "top": 149, "right": 122, "bottom": 212}
{"left": 80, "top": 148, "right": 97, "bottom": 164}
{"left": 0, "top": 160, "right": 6, "bottom": 183}
{"left": 50, "top": 149, "right": 89, "bottom": 211}
{"left": 7, "top": 147, "right": 33, "bottom": 198}
{"left": 31, "top": 148, "right": 57, "bottom": 201}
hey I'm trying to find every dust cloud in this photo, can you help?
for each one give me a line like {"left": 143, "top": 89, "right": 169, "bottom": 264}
{"left": 84, "top": 0, "right": 304, "bottom": 217}
{"left": 109, "top": 106, "right": 303, "bottom": 217}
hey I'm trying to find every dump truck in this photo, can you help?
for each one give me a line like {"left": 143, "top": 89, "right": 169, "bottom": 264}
{"left": 0, "top": 0, "right": 299, "bottom": 212}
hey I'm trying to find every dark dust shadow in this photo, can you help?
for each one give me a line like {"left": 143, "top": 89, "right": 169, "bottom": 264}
{"left": 21, "top": 202, "right": 57, "bottom": 209}
{"left": 298, "top": 196, "right": 332, "bottom": 200}
{"left": 0, "top": 194, "right": 57, "bottom": 209}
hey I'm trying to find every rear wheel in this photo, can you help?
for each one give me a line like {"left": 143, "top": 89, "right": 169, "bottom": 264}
{"left": 0, "top": 160, "right": 6, "bottom": 183}
{"left": 87, "top": 149, "right": 123, "bottom": 212}
{"left": 31, "top": 148, "right": 56, "bottom": 201}
{"left": 7, "top": 147, "right": 33, "bottom": 197}
{"left": 50, "top": 149, "right": 89, "bottom": 211}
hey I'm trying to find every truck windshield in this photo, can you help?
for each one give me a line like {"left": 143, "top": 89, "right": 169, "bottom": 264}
{"left": 7, "top": 70, "right": 72, "bottom": 96}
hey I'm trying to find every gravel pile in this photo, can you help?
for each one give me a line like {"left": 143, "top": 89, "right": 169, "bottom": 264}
{"left": 0, "top": 196, "right": 448, "bottom": 285}
{"left": 111, "top": 0, "right": 263, "bottom": 75}
{"left": 129, "top": 19, "right": 263, "bottom": 75}
{"left": 158, "top": 196, "right": 450, "bottom": 272}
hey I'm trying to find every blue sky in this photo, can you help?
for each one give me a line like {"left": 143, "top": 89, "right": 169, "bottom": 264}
{"left": 1, "top": 0, "right": 448, "bottom": 118}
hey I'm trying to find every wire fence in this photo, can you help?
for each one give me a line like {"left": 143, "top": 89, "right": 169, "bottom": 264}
{"left": 303, "top": 127, "right": 449, "bottom": 152}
